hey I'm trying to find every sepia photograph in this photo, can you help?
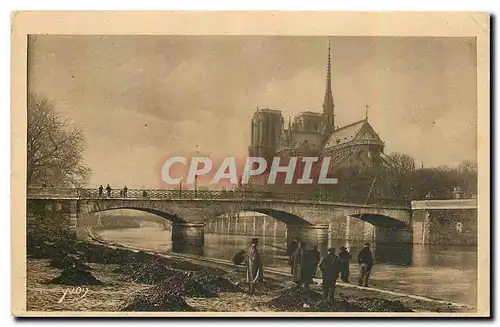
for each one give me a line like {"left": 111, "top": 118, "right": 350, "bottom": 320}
{"left": 11, "top": 11, "right": 490, "bottom": 317}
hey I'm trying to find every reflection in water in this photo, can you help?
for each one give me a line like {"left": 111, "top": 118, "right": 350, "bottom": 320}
{"left": 96, "top": 225, "right": 477, "bottom": 307}
{"left": 373, "top": 243, "right": 413, "bottom": 266}
{"left": 203, "top": 234, "right": 414, "bottom": 267}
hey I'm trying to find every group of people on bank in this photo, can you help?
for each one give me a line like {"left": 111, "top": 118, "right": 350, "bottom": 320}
{"left": 233, "top": 238, "right": 374, "bottom": 303}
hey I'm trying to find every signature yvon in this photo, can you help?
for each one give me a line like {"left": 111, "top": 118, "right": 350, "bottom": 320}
{"left": 57, "top": 287, "right": 89, "bottom": 303}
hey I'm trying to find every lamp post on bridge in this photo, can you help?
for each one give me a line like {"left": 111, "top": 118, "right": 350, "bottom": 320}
{"left": 179, "top": 177, "right": 183, "bottom": 198}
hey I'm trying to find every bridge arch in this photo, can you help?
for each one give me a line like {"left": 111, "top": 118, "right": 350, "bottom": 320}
{"left": 349, "top": 213, "right": 408, "bottom": 229}
{"left": 206, "top": 208, "right": 312, "bottom": 226}
{"left": 245, "top": 209, "right": 312, "bottom": 226}
{"left": 348, "top": 213, "right": 413, "bottom": 245}
{"left": 205, "top": 207, "right": 325, "bottom": 249}
{"left": 85, "top": 207, "right": 187, "bottom": 224}
{"left": 78, "top": 200, "right": 190, "bottom": 224}
{"left": 78, "top": 205, "right": 204, "bottom": 254}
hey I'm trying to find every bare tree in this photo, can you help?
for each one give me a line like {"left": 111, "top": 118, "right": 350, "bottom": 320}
{"left": 387, "top": 152, "right": 416, "bottom": 175}
{"left": 457, "top": 160, "right": 478, "bottom": 197}
{"left": 458, "top": 160, "right": 478, "bottom": 174}
{"left": 27, "top": 93, "right": 90, "bottom": 187}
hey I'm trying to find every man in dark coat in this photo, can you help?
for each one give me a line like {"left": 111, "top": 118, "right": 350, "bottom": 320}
{"left": 338, "top": 246, "right": 352, "bottom": 282}
{"left": 123, "top": 185, "right": 128, "bottom": 197}
{"left": 319, "top": 248, "right": 340, "bottom": 304}
{"left": 106, "top": 184, "right": 112, "bottom": 197}
{"left": 286, "top": 238, "right": 299, "bottom": 273}
{"left": 246, "top": 238, "right": 263, "bottom": 295}
{"left": 98, "top": 185, "right": 103, "bottom": 196}
{"left": 357, "top": 243, "right": 374, "bottom": 287}
{"left": 308, "top": 245, "right": 321, "bottom": 279}
{"left": 232, "top": 250, "right": 245, "bottom": 266}
{"left": 291, "top": 242, "right": 312, "bottom": 290}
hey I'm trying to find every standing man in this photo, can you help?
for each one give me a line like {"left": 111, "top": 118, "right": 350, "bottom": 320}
{"left": 123, "top": 185, "right": 128, "bottom": 197}
{"left": 357, "top": 243, "right": 374, "bottom": 287}
{"left": 308, "top": 245, "right": 321, "bottom": 279}
{"left": 246, "top": 238, "right": 263, "bottom": 295}
{"left": 319, "top": 248, "right": 340, "bottom": 304}
{"left": 338, "top": 246, "right": 352, "bottom": 282}
{"left": 98, "top": 185, "right": 103, "bottom": 197}
{"left": 287, "top": 237, "right": 299, "bottom": 273}
{"left": 291, "top": 242, "right": 310, "bottom": 290}
{"left": 106, "top": 184, "right": 112, "bottom": 197}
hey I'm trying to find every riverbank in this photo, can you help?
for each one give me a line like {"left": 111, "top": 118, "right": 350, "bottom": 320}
{"left": 25, "top": 239, "right": 473, "bottom": 314}
{"left": 95, "top": 226, "right": 478, "bottom": 307}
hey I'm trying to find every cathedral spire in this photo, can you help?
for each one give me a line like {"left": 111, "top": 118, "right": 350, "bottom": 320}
{"left": 323, "top": 38, "right": 335, "bottom": 133}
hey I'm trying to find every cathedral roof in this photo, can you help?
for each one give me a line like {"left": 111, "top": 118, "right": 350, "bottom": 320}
{"left": 291, "top": 131, "right": 324, "bottom": 151}
{"left": 278, "top": 128, "right": 324, "bottom": 154}
{"left": 295, "top": 111, "right": 323, "bottom": 117}
{"left": 324, "top": 119, "right": 383, "bottom": 149}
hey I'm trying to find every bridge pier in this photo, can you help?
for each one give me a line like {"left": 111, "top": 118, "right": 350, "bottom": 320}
{"left": 286, "top": 224, "right": 329, "bottom": 249}
{"left": 345, "top": 215, "right": 351, "bottom": 240}
{"left": 171, "top": 222, "right": 205, "bottom": 255}
{"left": 364, "top": 221, "right": 375, "bottom": 242}
{"left": 27, "top": 199, "right": 79, "bottom": 239}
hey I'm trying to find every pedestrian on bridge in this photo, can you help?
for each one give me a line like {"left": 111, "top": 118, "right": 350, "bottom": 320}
{"left": 123, "top": 186, "right": 128, "bottom": 197}
{"left": 106, "top": 184, "right": 112, "bottom": 197}
{"left": 338, "top": 246, "right": 352, "bottom": 282}
{"left": 357, "top": 243, "right": 374, "bottom": 287}
{"left": 98, "top": 185, "right": 103, "bottom": 197}
{"left": 246, "top": 238, "right": 263, "bottom": 296}
{"left": 319, "top": 248, "right": 341, "bottom": 305}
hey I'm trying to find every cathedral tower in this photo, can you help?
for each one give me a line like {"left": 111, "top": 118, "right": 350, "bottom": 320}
{"left": 248, "top": 108, "right": 283, "bottom": 163}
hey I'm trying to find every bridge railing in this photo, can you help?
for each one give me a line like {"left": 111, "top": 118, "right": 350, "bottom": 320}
{"left": 26, "top": 186, "right": 400, "bottom": 206}
{"left": 25, "top": 186, "right": 79, "bottom": 198}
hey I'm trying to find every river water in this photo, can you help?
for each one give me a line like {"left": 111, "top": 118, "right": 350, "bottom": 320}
{"left": 96, "top": 225, "right": 477, "bottom": 307}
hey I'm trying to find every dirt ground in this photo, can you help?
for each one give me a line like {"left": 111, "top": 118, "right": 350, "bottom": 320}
{"left": 25, "top": 242, "right": 472, "bottom": 313}
{"left": 26, "top": 257, "right": 282, "bottom": 312}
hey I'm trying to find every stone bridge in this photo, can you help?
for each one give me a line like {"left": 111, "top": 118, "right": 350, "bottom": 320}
{"left": 27, "top": 187, "right": 414, "bottom": 252}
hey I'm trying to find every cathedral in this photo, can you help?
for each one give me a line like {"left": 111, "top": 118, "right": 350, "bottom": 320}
{"left": 248, "top": 41, "right": 386, "bottom": 186}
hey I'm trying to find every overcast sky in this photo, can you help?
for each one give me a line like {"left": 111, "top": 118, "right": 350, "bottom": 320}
{"left": 28, "top": 35, "right": 477, "bottom": 188}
